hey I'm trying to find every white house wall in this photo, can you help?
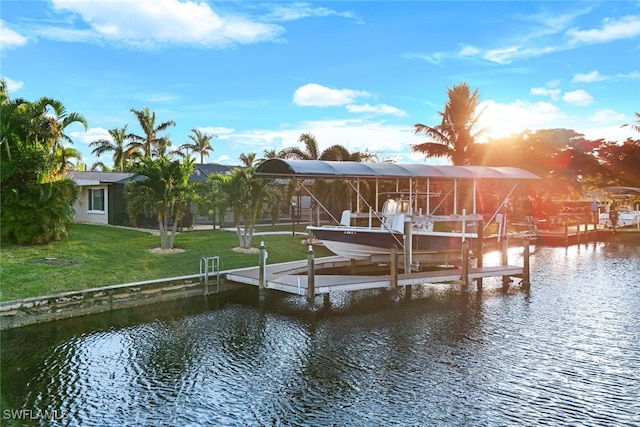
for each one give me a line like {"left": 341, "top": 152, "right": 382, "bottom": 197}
{"left": 73, "top": 185, "right": 109, "bottom": 225}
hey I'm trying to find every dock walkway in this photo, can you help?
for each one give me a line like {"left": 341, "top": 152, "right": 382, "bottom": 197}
{"left": 226, "top": 257, "right": 524, "bottom": 295}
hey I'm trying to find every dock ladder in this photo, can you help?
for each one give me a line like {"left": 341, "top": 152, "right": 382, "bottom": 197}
{"left": 200, "top": 256, "right": 220, "bottom": 295}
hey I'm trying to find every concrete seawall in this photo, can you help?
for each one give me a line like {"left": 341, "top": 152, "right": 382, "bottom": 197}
{"left": 0, "top": 273, "right": 243, "bottom": 330}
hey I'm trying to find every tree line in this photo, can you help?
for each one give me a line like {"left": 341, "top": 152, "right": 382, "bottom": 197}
{"left": 2, "top": 78, "right": 638, "bottom": 248}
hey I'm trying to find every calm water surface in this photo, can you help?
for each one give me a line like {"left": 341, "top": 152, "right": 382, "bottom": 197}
{"left": 2, "top": 242, "right": 639, "bottom": 426}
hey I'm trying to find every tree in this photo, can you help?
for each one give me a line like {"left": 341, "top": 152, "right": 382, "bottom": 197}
{"left": 239, "top": 152, "right": 257, "bottom": 167}
{"left": 125, "top": 157, "right": 195, "bottom": 249}
{"left": 0, "top": 80, "right": 80, "bottom": 245}
{"left": 412, "top": 82, "right": 486, "bottom": 165}
{"left": 89, "top": 125, "right": 137, "bottom": 171}
{"left": 128, "top": 107, "right": 176, "bottom": 158}
{"left": 208, "top": 165, "right": 281, "bottom": 248}
{"left": 178, "top": 128, "right": 216, "bottom": 163}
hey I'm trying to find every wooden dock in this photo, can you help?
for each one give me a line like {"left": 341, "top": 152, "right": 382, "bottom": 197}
{"left": 226, "top": 255, "right": 525, "bottom": 296}
{"left": 536, "top": 223, "right": 640, "bottom": 244}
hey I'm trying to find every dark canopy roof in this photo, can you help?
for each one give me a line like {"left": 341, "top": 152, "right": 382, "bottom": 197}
{"left": 254, "top": 159, "right": 540, "bottom": 180}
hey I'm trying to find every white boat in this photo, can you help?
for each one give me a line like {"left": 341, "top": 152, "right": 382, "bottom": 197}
{"left": 596, "top": 187, "right": 640, "bottom": 228}
{"left": 255, "top": 160, "right": 540, "bottom": 266}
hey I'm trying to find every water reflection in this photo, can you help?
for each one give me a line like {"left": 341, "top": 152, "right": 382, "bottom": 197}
{"left": 2, "top": 243, "right": 639, "bottom": 426}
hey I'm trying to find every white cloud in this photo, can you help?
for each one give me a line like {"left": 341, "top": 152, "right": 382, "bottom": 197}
{"left": 345, "top": 103, "right": 407, "bottom": 117}
{"left": 0, "top": 20, "right": 28, "bottom": 48}
{"left": 198, "top": 126, "right": 234, "bottom": 135}
{"left": 293, "top": 83, "right": 370, "bottom": 107}
{"left": 566, "top": 15, "right": 640, "bottom": 44}
{"left": 49, "top": 0, "right": 284, "bottom": 48}
{"left": 530, "top": 87, "right": 562, "bottom": 100}
{"left": 563, "top": 89, "right": 593, "bottom": 106}
{"left": 1, "top": 76, "right": 24, "bottom": 93}
{"left": 572, "top": 70, "right": 607, "bottom": 83}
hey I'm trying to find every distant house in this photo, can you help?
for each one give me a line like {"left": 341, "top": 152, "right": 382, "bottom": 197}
{"left": 68, "top": 171, "right": 134, "bottom": 226}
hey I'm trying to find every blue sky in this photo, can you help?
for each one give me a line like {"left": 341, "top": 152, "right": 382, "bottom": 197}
{"left": 2, "top": 1, "right": 639, "bottom": 168}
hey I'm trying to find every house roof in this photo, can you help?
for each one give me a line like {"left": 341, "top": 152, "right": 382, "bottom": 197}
{"left": 189, "top": 163, "right": 237, "bottom": 182}
{"left": 68, "top": 171, "right": 135, "bottom": 185}
{"left": 254, "top": 159, "right": 541, "bottom": 180}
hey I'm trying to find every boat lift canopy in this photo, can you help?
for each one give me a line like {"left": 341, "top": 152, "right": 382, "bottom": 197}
{"left": 254, "top": 159, "right": 541, "bottom": 180}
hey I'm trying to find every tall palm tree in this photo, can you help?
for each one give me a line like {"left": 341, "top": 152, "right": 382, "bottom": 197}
{"left": 178, "top": 128, "right": 216, "bottom": 163}
{"left": 89, "top": 125, "right": 137, "bottom": 171}
{"left": 412, "top": 82, "right": 486, "bottom": 165}
{"left": 279, "top": 132, "right": 321, "bottom": 160}
{"left": 129, "top": 107, "right": 176, "bottom": 158}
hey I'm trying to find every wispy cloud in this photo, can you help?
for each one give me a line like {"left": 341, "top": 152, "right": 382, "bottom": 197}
{"left": 0, "top": 20, "right": 28, "bottom": 49}
{"left": 408, "top": 9, "right": 640, "bottom": 66}
{"left": 262, "top": 2, "right": 361, "bottom": 23}
{"left": 572, "top": 70, "right": 608, "bottom": 83}
{"left": 566, "top": 15, "right": 640, "bottom": 44}
{"left": 293, "top": 83, "right": 370, "bottom": 107}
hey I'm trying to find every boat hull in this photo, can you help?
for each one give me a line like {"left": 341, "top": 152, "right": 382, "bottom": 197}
{"left": 308, "top": 226, "right": 477, "bottom": 260}
{"left": 599, "top": 212, "right": 640, "bottom": 228}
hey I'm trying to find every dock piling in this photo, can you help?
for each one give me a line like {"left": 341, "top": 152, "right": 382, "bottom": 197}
{"left": 258, "top": 241, "right": 267, "bottom": 291}
{"left": 307, "top": 245, "right": 315, "bottom": 308}
{"left": 501, "top": 238, "right": 510, "bottom": 287}
{"left": 461, "top": 240, "right": 470, "bottom": 289}
{"left": 390, "top": 245, "right": 398, "bottom": 290}
{"left": 522, "top": 238, "right": 531, "bottom": 290}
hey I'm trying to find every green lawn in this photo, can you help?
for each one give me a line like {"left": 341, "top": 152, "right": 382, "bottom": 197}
{"left": 0, "top": 223, "right": 332, "bottom": 302}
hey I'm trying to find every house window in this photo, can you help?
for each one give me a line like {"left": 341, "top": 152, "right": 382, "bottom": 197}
{"left": 88, "top": 188, "right": 105, "bottom": 211}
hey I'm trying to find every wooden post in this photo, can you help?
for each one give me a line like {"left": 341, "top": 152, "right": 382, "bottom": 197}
{"left": 258, "top": 241, "right": 266, "bottom": 291}
{"left": 501, "top": 237, "right": 510, "bottom": 287}
{"left": 306, "top": 245, "right": 315, "bottom": 308}
{"left": 390, "top": 245, "right": 398, "bottom": 290}
{"left": 461, "top": 240, "right": 470, "bottom": 290}
{"left": 522, "top": 238, "right": 530, "bottom": 290}
{"left": 476, "top": 219, "right": 484, "bottom": 291}
{"left": 564, "top": 223, "right": 569, "bottom": 246}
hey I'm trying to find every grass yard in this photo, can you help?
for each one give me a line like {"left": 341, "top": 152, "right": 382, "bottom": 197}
{"left": 1, "top": 223, "right": 332, "bottom": 302}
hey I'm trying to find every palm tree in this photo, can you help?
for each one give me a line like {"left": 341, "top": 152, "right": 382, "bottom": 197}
{"left": 89, "top": 125, "right": 137, "bottom": 171}
{"left": 178, "top": 128, "right": 216, "bottom": 163}
{"left": 239, "top": 152, "right": 257, "bottom": 167}
{"left": 129, "top": 107, "right": 176, "bottom": 158}
{"left": 412, "top": 82, "right": 486, "bottom": 165}
{"left": 208, "top": 166, "right": 280, "bottom": 248}
{"left": 279, "top": 132, "right": 321, "bottom": 160}
{"left": 29, "top": 97, "right": 88, "bottom": 154}
{"left": 621, "top": 112, "right": 640, "bottom": 133}
{"left": 126, "top": 157, "right": 195, "bottom": 249}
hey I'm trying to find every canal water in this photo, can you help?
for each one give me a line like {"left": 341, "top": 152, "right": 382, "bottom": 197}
{"left": 2, "top": 242, "right": 639, "bottom": 426}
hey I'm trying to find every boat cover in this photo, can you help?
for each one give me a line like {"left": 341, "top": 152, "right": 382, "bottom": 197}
{"left": 254, "top": 159, "right": 540, "bottom": 180}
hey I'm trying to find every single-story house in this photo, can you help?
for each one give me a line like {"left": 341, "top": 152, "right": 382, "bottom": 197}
{"left": 68, "top": 171, "right": 134, "bottom": 226}
{"left": 68, "top": 164, "right": 238, "bottom": 227}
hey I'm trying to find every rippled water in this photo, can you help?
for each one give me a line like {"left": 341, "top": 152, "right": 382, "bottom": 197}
{"left": 2, "top": 242, "right": 640, "bottom": 426}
